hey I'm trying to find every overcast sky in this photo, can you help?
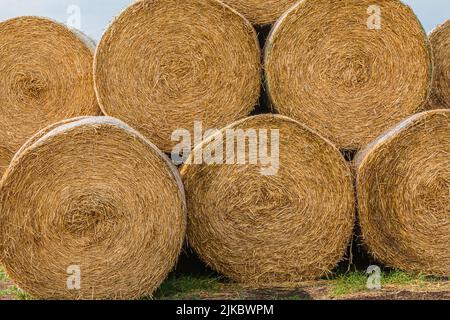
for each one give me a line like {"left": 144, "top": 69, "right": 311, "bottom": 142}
{"left": 0, "top": 0, "right": 448, "bottom": 41}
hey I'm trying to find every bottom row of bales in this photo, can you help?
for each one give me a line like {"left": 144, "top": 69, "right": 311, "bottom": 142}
{"left": 0, "top": 110, "right": 448, "bottom": 299}
{"left": 0, "top": 117, "right": 187, "bottom": 299}
{"left": 356, "top": 110, "right": 449, "bottom": 275}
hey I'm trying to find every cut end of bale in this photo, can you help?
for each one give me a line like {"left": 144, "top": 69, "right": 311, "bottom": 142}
{"left": 94, "top": 0, "right": 261, "bottom": 153}
{"left": 0, "top": 117, "right": 186, "bottom": 300}
{"left": 427, "top": 20, "right": 450, "bottom": 109}
{"left": 0, "top": 16, "right": 100, "bottom": 177}
{"left": 356, "top": 109, "right": 450, "bottom": 276}
{"left": 181, "top": 114, "right": 355, "bottom": 283}
{"left": 264, "top": 0, "right": 432, "bottom": 151}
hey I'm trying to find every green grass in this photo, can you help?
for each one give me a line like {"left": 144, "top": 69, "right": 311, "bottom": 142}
{"left": 152, "top": 275, "right": 223, "bottom": 300}
{"left": 383, "top": 269, "right": 424, "bottom": 285}
{"left": 0, "top": 286, "right": 32, "bottom": 300}
{"left": 332, "top": 272, "right": 368, "bottom": 296}
{"left": 0, "top": 265, "right": 32, "bottom": 300}
{"left": 331, "top": 270, "right": 430, "bottom": 296}
{"left": 0, "top": 266, "right": 7, "bottom": 281}
{"left": 1, "top": 264, "right": 445, "bottom": 300}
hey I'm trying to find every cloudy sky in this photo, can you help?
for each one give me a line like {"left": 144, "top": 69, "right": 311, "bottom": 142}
{"left": 0, "top": 0, "right": 448, "bottom": 41}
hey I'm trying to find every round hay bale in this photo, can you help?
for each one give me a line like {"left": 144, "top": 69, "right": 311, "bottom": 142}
{"left": 180, "top": 114, "right": 355, "bottom": 283}
{"left": 221, "top": 0, "right": 300, "bottom": 25}
{"left": 0, "top": 16, "right": 100, "bottom": 176}
{"left": 264, "top": 0, "right": 433, "bottom": 151}
{"left": 12, "top": 116, "right": 91, "bottom": 161}
{"left": 0, "top": 117, "right": 186, "bottom": 299}
{"left": 94, "top": 0, "right": 261, "bottom": 153}
{"left": 356, "top": 109, "right": 450, "bottom": 276}
{"left": 428, "top": 20, "right": 450, "bottom": 109}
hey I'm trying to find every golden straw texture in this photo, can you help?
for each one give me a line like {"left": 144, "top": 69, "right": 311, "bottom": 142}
{"left": 428, "top": 21, "right": 450, "bottom": 109}
{"left": 0, "top": 117, "right": 186, "bottom": 299}
{"left": 180, "top": 115, "right": 355, "bottom": 283}
{"left": 356, "top": 109, "right": 449, "bottom": 276}
{"left": 0, "top": 17, "right": 100, "bottom": 176}
{"left": 12, "top": 117, "right": 90, "bottom": 160}
{"left": 221, "top": 0, "right": 301, "bottom": 25}
{"left": 265, "top": 0, "right": 433, "bottom": 151}
{"left": 95, "top": 0, "right": 261, "bottom": 153}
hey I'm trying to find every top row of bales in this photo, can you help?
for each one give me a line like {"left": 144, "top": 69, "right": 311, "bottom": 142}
{"left": 96, "top": 0, "right": 450, "bottom": 152}
{"left": 0, "top": 0, "right": 449, "bottom": 175}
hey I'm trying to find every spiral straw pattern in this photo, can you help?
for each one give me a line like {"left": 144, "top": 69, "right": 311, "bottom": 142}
{"left": 264, "top": 0, "right": 432, "bottom": 151}
{"left": 356, "top": 109, "right": 449, "bottom": 276}
{"left": 95, "top": 0, "right": 261, "bottom": 153}
{"left": 0, "top": 117, "right": 186, "bottom": 299}
{"left": 181, "top": 114, "right": 355, "bottom": 283}
{"left": 0, "top": 17, "right": 100, "bottom": 176}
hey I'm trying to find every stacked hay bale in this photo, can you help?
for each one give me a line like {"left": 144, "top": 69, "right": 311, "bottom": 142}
{"left": 264, "top": 0, "right": 432, "bottom": 151}
{"left": 132, "top": 0, "right": 299, "bottom": 25}
{"left": 95, "top": 0, "right": 261, "bottom": 153}
{"left": 0, "top": 0, "right": 447, "bottom": 298}
{"left": 181, "top": 115, "right": 355, "bottom": 282}
{"left": 356, "top": 110, "right": 449, "bottom": 276}
{"left": 428, "top": 21, "right": 450, "bottom": 109}
{"left": 0, "top": 117, "right": 186, "bottom": 299}
{"left": 0, "top": 17, "right": 100, "bottom": 176}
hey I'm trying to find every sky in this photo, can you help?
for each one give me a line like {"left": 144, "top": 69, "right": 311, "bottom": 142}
{"left": 0, "top": 0, "right": 448, "bottom": 41}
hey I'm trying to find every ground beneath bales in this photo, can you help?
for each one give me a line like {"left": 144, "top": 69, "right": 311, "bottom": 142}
{"left": 1, "top": 267, "right": 448, "bottom": 301}
{"left": 152, "top": 276, "right": 449, "bottom": 300}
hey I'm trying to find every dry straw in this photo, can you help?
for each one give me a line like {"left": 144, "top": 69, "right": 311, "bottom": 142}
{"left": 264, "top": 0, "right": 433, "bottom": 151}
{"left": 94, "top": 0, "right": 261, "bottom": 153}
{"left": 356, "top": 109, "right": 449, "bottom": 276}
{"left": 0, "top": 17, "right": 100, "bottom": 176}
{"left": 180, "top": 114, "right": 355, "bottom": 283}
{"left": 0, "top": 117, "right": 187, "bottom": 299}
{"left": 427, "top": 20, "right": 450, "bottom": 109}
{"left": 220, "top": 0, "right": 301, "bottom": 25}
